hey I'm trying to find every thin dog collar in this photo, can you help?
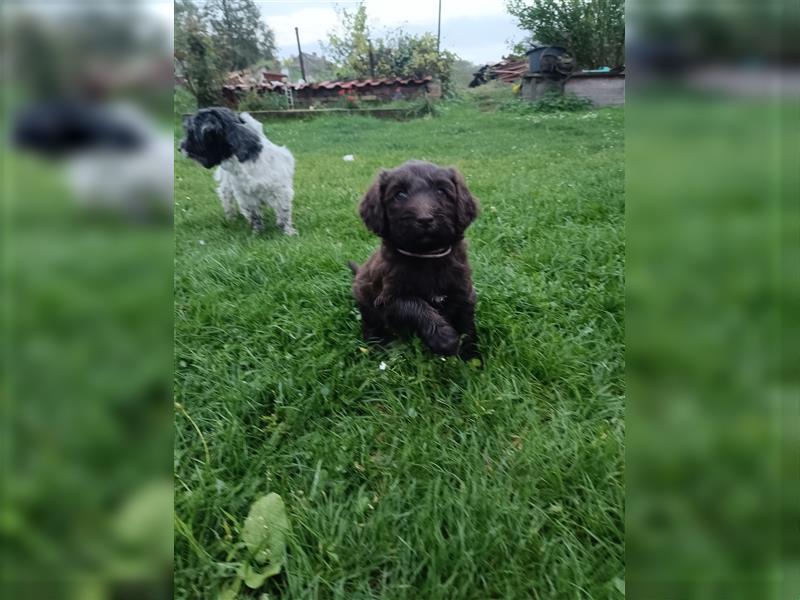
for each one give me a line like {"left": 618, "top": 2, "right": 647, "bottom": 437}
{"left": 395, "top": 246, "right": 452, "bottom": 259}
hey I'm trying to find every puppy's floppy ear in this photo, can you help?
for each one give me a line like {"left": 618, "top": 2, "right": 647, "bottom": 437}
{"left": 226, "top": 116, "right": 262, "bottom": 162}
{"left": 449, "top": 167, "right": 479, "bottom": 233}
{"left": 359, "top": 169, "right": 388, "bottom": 236}
{"left": 208, "top": 107, "right": 262, "bottom": 162}
{"left": 226, "top": 124, "right": 262, "bottom": 162}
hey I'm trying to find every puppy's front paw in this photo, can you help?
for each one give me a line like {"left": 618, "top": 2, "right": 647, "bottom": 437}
{"left": 282, "top": 225, "right": 298, "bottom": 236}
{"left": 427, "top": 324, "right": 459, "bottom": 356}
{"left": 458, "top": 345, "right": 483, "bottom": 366}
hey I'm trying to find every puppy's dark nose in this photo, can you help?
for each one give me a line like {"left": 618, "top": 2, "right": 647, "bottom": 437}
{"left": 416, "top": 215, "right": 434, "bottom": 228}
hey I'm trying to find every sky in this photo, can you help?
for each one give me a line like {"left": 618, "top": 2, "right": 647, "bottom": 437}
{"left": 253, "top": 0, "right": 527, "bottom": 66}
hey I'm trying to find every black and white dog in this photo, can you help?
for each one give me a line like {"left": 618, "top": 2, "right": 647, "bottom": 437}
{"left": 13, "top": 100, "right": 173, "bottom": 220}
{"left": 180, "top": 107, "right": 296, "bottom": 235}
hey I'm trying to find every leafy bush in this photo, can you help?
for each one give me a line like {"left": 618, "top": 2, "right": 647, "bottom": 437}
{"left": 175, "top": 0, "right": 223, "bottom": 107}
{"left": 454, "top": 81, "right": 516, "bottom": 111}
{"left": 531, "top": 92, "right": 593, "bottom": 112}
{"left": 238, "top": 90, "right": 289, "bottom": 111}
{"left": 174, "top": 86, "right": 197, "bottom": 115}
{"left": 500, "top": 91, "right": 592, "bottom": 113}
{"left": 507, "top": 0, "right": 624, "bottom": 69}
{"left": 324, "top": 5, "right": 458, "bottom": 95}
{"left": 333, "top": 91, "right": 360, "bottom": 109}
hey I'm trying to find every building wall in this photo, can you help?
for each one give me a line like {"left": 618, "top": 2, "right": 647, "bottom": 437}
{"left": 521, "top": 74, "right": 625, "bottom": 107}
{"left": 520, "top": 78, "right": 565, "bottom": 101}
{"left": 565, "top": 75, "right": 624, "bottom": 107}
{"left": 225, "top": 82, "right": 431, "bottom": 109}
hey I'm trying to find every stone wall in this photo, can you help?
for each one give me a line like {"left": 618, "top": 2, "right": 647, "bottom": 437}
{"left": 521, "top": 73, "right": 625, "bottom": 107}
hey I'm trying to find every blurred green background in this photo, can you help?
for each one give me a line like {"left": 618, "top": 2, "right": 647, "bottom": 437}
{"left": 627, "top": 93, "right": 799, "bottom": 598}
{"left": 626, "top": 0, "right": 799, "bottom": 593}
{"left": 1, "top": 1, "right": 173, "bottom": 597}
{"left": 1, "top": 149, "right": 173, "bottom": 599}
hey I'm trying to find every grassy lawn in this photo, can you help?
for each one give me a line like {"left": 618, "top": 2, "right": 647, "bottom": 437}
{"left": 174, "top": 96, "right": 624, "bottom": 599}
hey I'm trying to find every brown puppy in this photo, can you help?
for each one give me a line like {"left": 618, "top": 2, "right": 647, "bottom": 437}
{"left": 349, "top": 160, "right": 480, "bottom": 360}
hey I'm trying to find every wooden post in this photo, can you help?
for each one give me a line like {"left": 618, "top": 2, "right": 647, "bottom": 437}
{"left": 436, "top": 0, "right": 442, "bottom": 54}
{"left": 295, "top": 27, "right": 307, "bottom": 82}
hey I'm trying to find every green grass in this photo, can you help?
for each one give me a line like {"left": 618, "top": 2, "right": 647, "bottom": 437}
{"left": 3, "top": 149, "right": 173, "bottom": 594}
{"left": 174, "top": 97, "right": 624, "bottom": 599}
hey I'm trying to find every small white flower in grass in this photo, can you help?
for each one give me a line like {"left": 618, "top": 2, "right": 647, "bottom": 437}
{"left": 378, "top": 361, "right": 387, "bottom": 371}
{"left": 342, "top": 154, "right": 355, "bottom": 161}
{"left": 198, "top": 240, "right": 206, "bottom": 245}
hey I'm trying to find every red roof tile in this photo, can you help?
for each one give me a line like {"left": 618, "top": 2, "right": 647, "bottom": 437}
{"left": 224, "top": 75, "right": 432, "bottom": 92}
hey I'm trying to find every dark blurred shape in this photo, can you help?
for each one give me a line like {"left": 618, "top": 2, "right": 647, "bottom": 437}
{"left": 525, "top": 46, "right": 576, "bottom": 79}
{"left": 627, "top": 0, "right": 799, "bottom": 598}
{"left": 13, "top": 101, "right": 145, "bottom": 157}
{"left": 11, "top": 100, "right": 174, "bottom": 221}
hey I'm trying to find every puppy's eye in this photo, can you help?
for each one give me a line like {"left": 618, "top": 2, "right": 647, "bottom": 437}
{"left": 436, "top": 188, "right": 449, "bottom": 197}
{"left": 395, "top": 192, "right": 408, "bottom": 201}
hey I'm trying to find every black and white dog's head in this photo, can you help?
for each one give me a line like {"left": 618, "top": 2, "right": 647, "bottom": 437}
{"left": 180, "top": 107, "right": 262, "bottom": 169}
{"left": 13, "top": 100, "right": 145, "bottom": 158}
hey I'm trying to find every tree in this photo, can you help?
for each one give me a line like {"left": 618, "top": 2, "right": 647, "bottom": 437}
{"left": 281, "top": 53, "right": 337, "bottom": 83}
{"left": 175, "top": 0, "right": 223, "bottom": 107}
{"left": 372, "top": 31, "right": 457, "bottom": 93}
{"left": 506, "top": 0, "right": 624, "bottom": 68}
{"left": 323, "top": 4, "right": 372, "bottom": 79}
{"left": 451, "top": 58, "right": 482, "bottom": 88}
{"left": 203, "top": 0, "right": 277, "bottom": 71}
{"left": 323, "top": 4, "right": 458, "bottom": 94}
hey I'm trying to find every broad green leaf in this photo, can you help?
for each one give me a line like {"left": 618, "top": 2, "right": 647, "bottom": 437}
{"left": 217, "top": 578, "right": 241, "bottom": 600}
{"left": 240, "top": 492, "right": 289, "bottom": 587}
{"left": 241, "top": 561, "right": 283, "bottom": 589}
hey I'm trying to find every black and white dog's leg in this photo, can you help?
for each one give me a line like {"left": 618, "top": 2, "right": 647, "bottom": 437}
{"left": 218, "top": 185, "right": 238, "bottom": 221}
{"left": 274, "top": 188, "right": 297, "bottom": 235}
{"left": 244, "top": 208, "right": 265, "bottom": 234}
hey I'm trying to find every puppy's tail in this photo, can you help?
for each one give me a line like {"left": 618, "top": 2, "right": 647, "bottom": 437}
{"left": 347, "top": 260, "right": 360, "bottom": 276}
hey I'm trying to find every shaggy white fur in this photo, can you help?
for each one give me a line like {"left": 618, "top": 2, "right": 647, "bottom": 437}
{"left": 67, "top": 128, "right": 173, "bottom": 218}
{"left": 215, "top": 113, "right": 296, "bottom": 235}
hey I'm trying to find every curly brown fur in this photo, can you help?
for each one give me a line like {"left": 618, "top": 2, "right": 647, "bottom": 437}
{"left": 349, "top": 160, "right": 480, "bottom": 361}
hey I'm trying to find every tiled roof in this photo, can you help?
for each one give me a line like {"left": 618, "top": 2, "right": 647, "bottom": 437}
{"left": 223, "top": 75, "right": 432, "bottom": 92}
{"left": 488, "top": 59, "right": 528, "bottom": 82}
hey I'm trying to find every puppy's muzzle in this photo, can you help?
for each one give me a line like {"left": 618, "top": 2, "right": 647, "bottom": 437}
{"left": 416, "top": 215, "right": 434, "bottom": 229}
